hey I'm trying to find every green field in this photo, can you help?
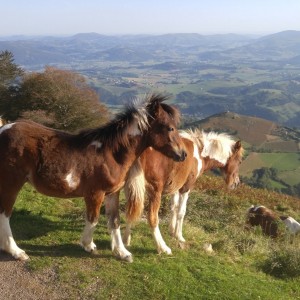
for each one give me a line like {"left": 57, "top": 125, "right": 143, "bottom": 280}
{"left": 4, "top": 179, "right": 300, "bottom": 299}
{"left": 240, "top": 152, "right": 300, "bottom": 186}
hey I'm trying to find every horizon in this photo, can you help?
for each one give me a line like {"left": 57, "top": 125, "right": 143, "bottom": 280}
{"left": 1, "top": 1, "right": 300, "bottom": 37}
{"left": 0, "top": 29, "right": 298, "bottom": 41}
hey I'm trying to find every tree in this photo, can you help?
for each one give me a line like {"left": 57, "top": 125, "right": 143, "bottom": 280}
{"left": 0, "top": 51, "right": 24, "bottom": 118}
{"left": 0, "top": 50, "right": 23, "bottom": 88}
{"left": 14, "top": 67, "right": 109, "bottom": 131}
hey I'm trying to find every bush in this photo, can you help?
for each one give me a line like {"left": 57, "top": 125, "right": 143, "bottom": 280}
{"left": 261, "top": 245, "right": 300, "bottom": 278}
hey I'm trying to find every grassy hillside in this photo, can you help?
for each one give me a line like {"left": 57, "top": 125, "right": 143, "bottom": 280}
{"left": 4, "top": 178, "right": 300, "bottom": 299}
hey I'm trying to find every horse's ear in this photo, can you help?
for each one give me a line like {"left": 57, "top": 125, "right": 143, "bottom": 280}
{"left": 233, "top": 140, "right": 242, "bottom": 152}
{"left": 147, "top": 99, "right": 160, "bottom": 118}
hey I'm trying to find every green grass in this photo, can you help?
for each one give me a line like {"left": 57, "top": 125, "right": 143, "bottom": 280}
{"left": 7, "top": 180, "right": 300, "bottom": 299}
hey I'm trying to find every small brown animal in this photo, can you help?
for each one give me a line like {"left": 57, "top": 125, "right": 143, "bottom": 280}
{"left": 246, "top": 205, "right": 279, "bottom": 238}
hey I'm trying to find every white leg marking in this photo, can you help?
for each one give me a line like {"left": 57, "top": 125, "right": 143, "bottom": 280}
{"left": 105, "top": 193, "right": 133, "bottom": 262}
{"left": 153, "top": 226, "right": 172, "bottom": 255}
{"left": 169, "top": 192, "right": 180, "bottom": 237}
{"left": 0, "top": 213, "right": 29, "bottom": 260}
{"left": 80, "top": 220, "right": 97, "bottom": 252}
{"left": 175, "top": 191, "right": 189, "bottom": 242}
{"left": 111, "top": 227, "right": 133, "bottom": 262}
{"left": 0, "top": 123, "right": 15, "bottom": 135}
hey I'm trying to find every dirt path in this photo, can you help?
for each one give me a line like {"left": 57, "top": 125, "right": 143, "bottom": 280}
{"left": 0, "top": 251, "right": 66, "bottom": 300}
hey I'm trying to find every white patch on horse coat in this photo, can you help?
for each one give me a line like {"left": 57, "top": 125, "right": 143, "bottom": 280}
{"left": 0, "top": 123, "right": 15, "bottom": 135}
{"left": 90, "top": 141, "right": 103, "bottom": 149}
{"left": 65, "top": 171, "right": 80, "bottom": 190}
{"left": 193, "top": 142, "right": 202, "bottom": 176}
{"left": 282, "top": 216, "right": 300, "bottom": 234}
{"left": 179, "top": 130, "right": 202, "bottom": 176}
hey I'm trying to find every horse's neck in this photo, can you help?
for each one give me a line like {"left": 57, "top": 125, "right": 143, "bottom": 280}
{"left": 113, "top": 135, "right": 146, "bottom": 167}
{"left": 201, "top": 157, "right": 224, "bottom": 172}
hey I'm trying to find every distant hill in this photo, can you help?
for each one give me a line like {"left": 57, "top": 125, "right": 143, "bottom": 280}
{"left": 220, "top": 30, "right": 300, "bottom": 61}
{"left": 188, "top": 111, "right": 300, "bottom": 152}
{"left": 0, "top": 32, "right": 255, "bottom": 68}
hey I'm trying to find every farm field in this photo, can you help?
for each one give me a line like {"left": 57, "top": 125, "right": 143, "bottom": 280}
{"left": 240, "top": 152, "right": 300, "bottom": 186}
{"left": 2, "top": 178, "right": 300, "bottom": 299}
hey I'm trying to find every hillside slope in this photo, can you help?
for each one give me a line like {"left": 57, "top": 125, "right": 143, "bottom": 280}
{"left": 189, "top": 111, "right": 300, "bottom": 152}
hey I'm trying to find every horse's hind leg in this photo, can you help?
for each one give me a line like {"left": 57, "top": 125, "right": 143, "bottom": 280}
{"left": 0, "top": 184, "right": 29, "bottom": 260}
{"left": 169, "top": 191, "right": 180, "bottom": 237}
{"left": 105, "top": 192, "right": 133, "bottom": 262}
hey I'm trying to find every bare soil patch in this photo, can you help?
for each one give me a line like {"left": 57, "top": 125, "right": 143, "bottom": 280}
{"left": 0, "top": 251, "right": 67, "bottom": 300}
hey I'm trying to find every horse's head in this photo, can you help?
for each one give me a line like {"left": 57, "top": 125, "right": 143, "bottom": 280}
{"left": 144, "top": 94, "right": 186, "bottom": 162}
{"left": 246, "top": 205, "right": 262, "bottom": 226}
{"left": 221, "top": 140, "right": 243, "bottom": 190}
{"left": 199, "top": 131, "right": 243, "bottom": 190}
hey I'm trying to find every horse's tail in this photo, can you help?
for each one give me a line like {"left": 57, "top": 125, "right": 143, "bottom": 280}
{"left": 125, "top": 158, "right": 146, "bottom": 224}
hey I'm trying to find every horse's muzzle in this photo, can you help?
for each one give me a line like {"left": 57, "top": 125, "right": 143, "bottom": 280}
{"left": 175, "top": 150, "right": 187, "bottom": 162}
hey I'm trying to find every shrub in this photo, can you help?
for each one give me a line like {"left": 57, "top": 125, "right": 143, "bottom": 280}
{"left": 261, "top": 245, "right": 300, "bottom": 278}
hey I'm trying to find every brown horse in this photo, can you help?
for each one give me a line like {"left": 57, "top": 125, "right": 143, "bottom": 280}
{"left": 0, "top": 94, "right": 187, "bottom": 262}
{"left": 117, "top": 129, "right": 243, "bottom": 255}
{"left": 246, "top": 205, "right": 279, "bottom": 238}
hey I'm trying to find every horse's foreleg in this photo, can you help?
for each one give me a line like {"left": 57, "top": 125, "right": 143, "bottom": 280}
{"left": 0, "top": 212, "right": 29, "bottom": 260}
{"left": 105, "top": 192, "right": 133, "bottom": 262}
{"left": 80, "top": 192, "right": 104, "bottom": 253}
{"left": 0, "top": 180, "right": 28, "bottom": 260}
{"left": 169, "top": 191, "right": 180, "bottom": 237}
{"left": 174, "top": 191, "right": 190, "bottom": 242}
{"left": 148, "top": 190, "right": 172, "bottom": 255}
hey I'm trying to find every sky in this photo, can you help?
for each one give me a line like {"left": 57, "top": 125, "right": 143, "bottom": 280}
{"left": 1, "top": 0, "right": 300, "bottom": 37}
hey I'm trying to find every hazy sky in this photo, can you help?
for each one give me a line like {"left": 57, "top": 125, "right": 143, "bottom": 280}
{"left": 1, "top": 0, "right": 300, "bottom": 36}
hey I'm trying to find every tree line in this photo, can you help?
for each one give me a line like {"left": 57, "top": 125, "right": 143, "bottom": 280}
{"left": 0, "top": 51, "right": 109, "bottom": 131}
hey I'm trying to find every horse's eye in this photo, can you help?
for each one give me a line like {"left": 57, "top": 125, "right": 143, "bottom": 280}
{"left": 168, "top": 127, "right": 174, "bottom": 132}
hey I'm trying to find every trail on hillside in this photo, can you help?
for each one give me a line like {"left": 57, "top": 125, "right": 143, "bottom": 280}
{"left": 0, "top": 251, "right": 66, "bottom": 300}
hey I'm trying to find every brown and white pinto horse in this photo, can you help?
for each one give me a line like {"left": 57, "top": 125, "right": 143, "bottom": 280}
{"left": 246, "top": 205, "right": 279, "bottom": 238}
{"left": 0, "top": 94, "right": 187, "bottom": 262}
{"left": 119, "top": 129, "right": 243, "bottom": 255}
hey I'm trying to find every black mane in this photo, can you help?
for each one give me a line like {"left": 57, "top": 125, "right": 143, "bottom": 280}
{"left": 76, "top": 93, "right": 179, "bottom": 150}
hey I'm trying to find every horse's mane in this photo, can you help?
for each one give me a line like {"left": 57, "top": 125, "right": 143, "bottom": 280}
{"left": 180, "top": 129, "right": 239, "bottom": 165}
{"left": 77, "top": 93, "right": 179, "bottom": 150}
{"left": 201, "top": 131, "right": 238, "bottom": 165}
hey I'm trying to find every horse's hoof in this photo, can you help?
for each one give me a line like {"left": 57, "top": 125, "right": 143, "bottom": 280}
{"left": 80, "top": 242, "right": 97, "bottom": 253}
{"left": 14, "top": 252, "right": 30, "bottom": 261}
{"left": 122, "top": 255, "right": 133, "bottom": 263}
{"left": 158, "top": 247, "right": 172, "bottom": 255}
